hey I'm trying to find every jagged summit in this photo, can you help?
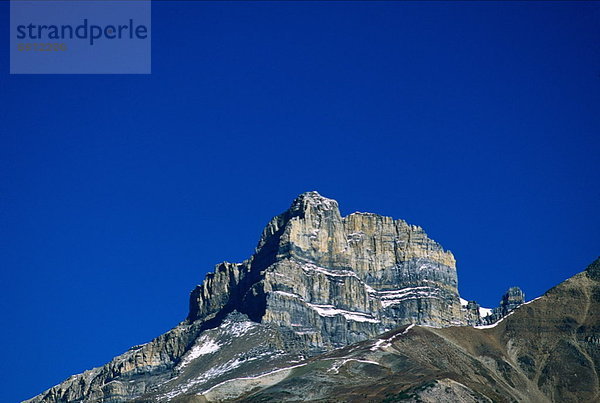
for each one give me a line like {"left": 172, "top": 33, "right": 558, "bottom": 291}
{"left": 189, "top": 191, "right": 465, "bottom": 344}
{"left": 289, "top": 191, "right": 339, "bottom": 213}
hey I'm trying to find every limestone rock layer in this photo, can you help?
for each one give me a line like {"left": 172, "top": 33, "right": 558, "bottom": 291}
{"left": 189, "top": 191, "right": 464, "bottom": 350}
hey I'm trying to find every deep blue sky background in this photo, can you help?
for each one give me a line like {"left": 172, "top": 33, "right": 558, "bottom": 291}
{"left": 1, "top": 2, "right": 599, "bottom": 401}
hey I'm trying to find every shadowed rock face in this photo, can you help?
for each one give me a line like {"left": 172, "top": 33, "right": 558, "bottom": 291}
{"left": 188, "top": 191, "right": 463, "bottom": 350}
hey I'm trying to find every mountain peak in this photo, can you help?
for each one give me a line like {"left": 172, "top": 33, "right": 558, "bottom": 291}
{"left": 189, "top": 192, "right": 462, "bottom": 340}
{"left": 295, "top": 190, "right": 332, "bottom": 202}
{"left": 30, "top": 192, "right": 587, "bottom": 403}
{"left": 289, "top": 191, "right": 339, "bottom": 215}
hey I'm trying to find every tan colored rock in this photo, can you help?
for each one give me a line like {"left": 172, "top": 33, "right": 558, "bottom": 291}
{"left": 189, "top": 191, "right": 465, "bottom": 349}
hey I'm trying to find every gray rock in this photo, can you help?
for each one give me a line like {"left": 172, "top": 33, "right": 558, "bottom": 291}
{"left": 485, "top": 286, "right": 525, "bottom": 324}
{"left": 188, "top": 191, "right": 464, "bottom": 351}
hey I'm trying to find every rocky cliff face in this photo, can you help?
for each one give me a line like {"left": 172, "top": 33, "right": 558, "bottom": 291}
{"left": 29, "top": 256, "right": 600, "bottom": 403}
{"left": 188, "top": 191, "right": 463, "bottom": 351}
{"left": 215, "top": 258, "right": 600, "bottom": 402}
{"left": 26, "top": 192, "right": 532, "bottom": 402}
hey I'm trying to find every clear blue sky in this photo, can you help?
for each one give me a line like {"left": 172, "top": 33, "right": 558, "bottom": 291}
{"left": 1, "top": 2, "right": 599, "bottom": 401}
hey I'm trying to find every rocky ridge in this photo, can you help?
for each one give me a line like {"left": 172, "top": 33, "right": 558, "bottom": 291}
{"left": 26, "top": 192, "right": 525, "bottom": 402}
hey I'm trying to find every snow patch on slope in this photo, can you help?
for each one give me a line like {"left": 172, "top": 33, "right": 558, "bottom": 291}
{"left": 327, "top": 358, "right": 381, "bottom": 374}
{"left": 307, "top": 302, "right": 380, "bottom": 323}
{"left": 377, "top": 287, "right": 441, "bottom": 308}
{"left": 370, "top": 324, "right": 415, "bottom": 351}
{"left": 220, "top": 318, "right": 257, "bottom": 337}
{"left": 272, "top": 288, "right": 380, "bottom": 324}
{"left": 161, "top": 351, "right": 273, "bottom": 401}
{"left": 273, "top": 290, "right": 301, "bottom": 299}
{"left": 475, "top": 310, "right": 516, "bottom": 329}
{"left": 523, "top": 296, "right": 542, "bottom": 305}
{"left": 301, "top": 263, "right": 359, "bottom": 279}
{"left": 460, "top": 297, "right": 492, "bottom": 317}
{"left": 199, "top": 363, "right": 307, "bottom": 400}
{"left": 475, "top": 296, "right": 541, "bottom": 329}
{"left": 177, "top": 337, "right": 220, "bottom": 370}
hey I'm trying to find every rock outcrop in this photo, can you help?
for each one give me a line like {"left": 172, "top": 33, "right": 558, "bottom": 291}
{"left": 485, "top": 286, "right": 525, "bottom": 324}
{"left": 188, "top": 191, "right": 463, "bottom": 351}
{"left": 462, "top": 299, "right": 483, "bottom": 325}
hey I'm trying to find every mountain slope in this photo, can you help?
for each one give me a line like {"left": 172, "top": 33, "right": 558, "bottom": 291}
{"left": 182, "top": 258, "right": 600, "bottom": 402}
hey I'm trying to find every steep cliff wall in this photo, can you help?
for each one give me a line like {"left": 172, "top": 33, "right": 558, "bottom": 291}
{"left": 188, "top": 191, "right": 464, "bottom": 350}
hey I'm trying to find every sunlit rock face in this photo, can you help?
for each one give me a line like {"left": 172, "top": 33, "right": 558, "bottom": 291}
{"left": 189, "top": 191, "right": 464, "bottom": 350}
{"left": 26, "top": 192, "right": 477, "bottom": 403}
